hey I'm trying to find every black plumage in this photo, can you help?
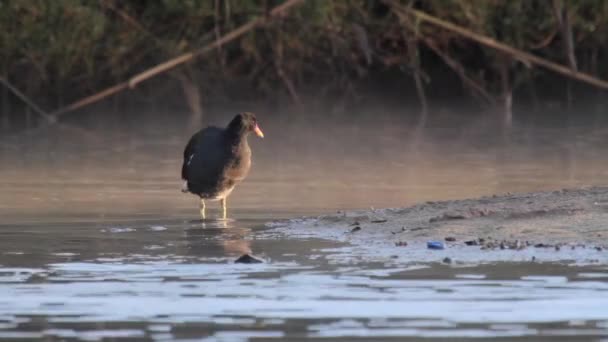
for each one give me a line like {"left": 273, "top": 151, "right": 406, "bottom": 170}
{"left": 181, "top": 112, "right": 264, "bottom": 219}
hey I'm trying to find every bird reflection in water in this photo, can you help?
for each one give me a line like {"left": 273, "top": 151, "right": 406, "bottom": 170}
{"left": 185, "top": 218, "right": 252, "bottom": 256}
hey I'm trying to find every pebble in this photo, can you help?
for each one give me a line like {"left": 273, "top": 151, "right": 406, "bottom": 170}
{"left": 445, "top": 237, "right": 456, "bottom": 242}
{"left": 395, "top": 241, "right": 408, "bottom": 247}
{"left": 235, "top": 254, "right": 263, "bottom": 264}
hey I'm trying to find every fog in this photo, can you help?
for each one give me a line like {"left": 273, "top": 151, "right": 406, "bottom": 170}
{"left": 1, "top": 104, "right": 606, "bottom": 223}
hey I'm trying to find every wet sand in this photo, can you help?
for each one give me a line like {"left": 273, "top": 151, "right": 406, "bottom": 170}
{"left": 268, "top": 187, "right": 608, "bottom": 264}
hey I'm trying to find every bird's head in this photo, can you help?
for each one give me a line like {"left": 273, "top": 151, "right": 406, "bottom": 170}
{"left": 228, "top": 112, "right": 264, "bottom": 138}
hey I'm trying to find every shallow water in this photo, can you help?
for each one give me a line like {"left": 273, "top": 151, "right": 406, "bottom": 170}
{"left": 1, "top": 109, "right": 608, "bottom": 340}
{"left": 2, "top": 109, "right": 608, "bottom": 221}
{"left": 1, "top": 218, "right": 608, "bottom": 341}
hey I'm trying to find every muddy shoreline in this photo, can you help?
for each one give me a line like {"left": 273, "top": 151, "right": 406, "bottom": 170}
{"left": 267, "top": 187, "right": 608, "bottom": 264}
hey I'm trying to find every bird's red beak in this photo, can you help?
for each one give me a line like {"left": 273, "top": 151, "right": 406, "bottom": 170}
{"left": 254, "top": 123, "right": 264, "bottom": 138}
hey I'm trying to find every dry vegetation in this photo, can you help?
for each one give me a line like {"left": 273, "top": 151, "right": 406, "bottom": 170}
{"left": 1, "top": 0, "right": 607, "bottom": 129}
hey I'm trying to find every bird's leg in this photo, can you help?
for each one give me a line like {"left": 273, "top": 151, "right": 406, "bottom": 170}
{"left": 200, "top": 199, "right": 206, "bottom": 220}
{"left": 221, "top": 197, "right": 227, "bottom": 220}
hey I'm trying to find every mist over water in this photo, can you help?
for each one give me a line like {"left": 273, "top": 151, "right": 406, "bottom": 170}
{"left": 0, "top": 105, "right": 606, "bottom": 222}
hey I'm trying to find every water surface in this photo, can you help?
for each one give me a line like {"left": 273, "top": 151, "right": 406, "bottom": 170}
{"left": 1, "top": 219, "right": 608, "bottom": 341}
{"left": 1, "top": 109, "right": 607, "bottom": 340}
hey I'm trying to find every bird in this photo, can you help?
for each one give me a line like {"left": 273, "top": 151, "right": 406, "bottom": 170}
{"left": 181, "top": 112, "right": 264, "bottom": 220}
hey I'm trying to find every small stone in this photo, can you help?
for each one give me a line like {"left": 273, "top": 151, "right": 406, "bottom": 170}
{"left": 429, "top": 213, "right": 466, "bottom": 223}
{"left": 465, "top": 240, "right": 478, "bottom": 246}
{"left": 445, "top": 237, "right": 456, "bottom": 242}
{"left": 395, "top": 241, "right": 408, "bottom": 247}
{"left": 235, "top": 254, "right": 263, "bottom": 264}
{"left": 391, "top": 227, "right": 407, "bottom": 234}
{"left": 370, "top": 219, "right": 387, "bottom": 223}
{"left": 350, "top": 226, "right": 361, "bottom": 233}
{"left": 595, "top": 246, "right": 603, "bottom": 251}
{"left": 350, "top": 221, "right": 360, "bottom": 226}
{"left": 442, "top": 257, "right": 452, "bottom": 264}
{"left": 555, "top": 245, "right": 560, "bottom": 251}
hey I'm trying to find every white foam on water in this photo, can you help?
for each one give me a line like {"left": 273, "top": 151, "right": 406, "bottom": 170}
{"left": 101, "top": 227, "right": 136, "bottom": 233}
{"left": 0, "top": 264, "right": 608, "bottom": 325}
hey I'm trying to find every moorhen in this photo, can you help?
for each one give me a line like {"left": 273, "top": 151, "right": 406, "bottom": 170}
{"left": 181, "top": 112, "right": 264, "bottom": 219}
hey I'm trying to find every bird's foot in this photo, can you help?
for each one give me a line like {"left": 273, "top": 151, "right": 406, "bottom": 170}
{"left": 181, "top": 180, "right": 189, "bottom": 193}
{"left": 221, "top": 198, "right": 227, "bottom": 220}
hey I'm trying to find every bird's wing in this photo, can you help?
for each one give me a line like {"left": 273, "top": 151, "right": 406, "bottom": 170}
{"left": 182, "top": 127, "right": 227, "bottom": 183}
{"left": 181, "top": 132, "right": 199, "bottom": 180}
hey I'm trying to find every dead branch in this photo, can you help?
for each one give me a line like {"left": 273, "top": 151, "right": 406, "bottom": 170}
{"left": 0, "top": 76, "right": 55, "bottom": 123}
{"left": 399, "top": 12, "right": 428, "bottom": 117}
{"left": 50, "top": 0, "right": 305, "bottom": 118}
{"left": 102, "top": 0, "right": 154, "bottom": 38}
{"left": 552, "top": 0, "right": 578, "bottom": 71}
{"left": 126, "top": 0, "right": 304, "bottom": 89}
{"left": 384, "top": 0, "right": 608, "bottom": 91}
{"left": 422, "top": 38, "right": 496, "bottom": 105}
{"left": 177, "top": 72, "right": 204, "bottom": 126}
{"left": 530, "top": 28, "right": 557, "bottom": 50}
{"left": 552, "top": 0, "right": 578, "bottom": 107}
{"left": 276, "top": 64, "right": 303, "bottom": 107}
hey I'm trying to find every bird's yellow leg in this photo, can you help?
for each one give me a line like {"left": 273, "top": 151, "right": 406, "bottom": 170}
{"left": 221, "top": 197, "right": 227, "bottom": 220}
{"left": 200, "top": 199, "right": 206, "bottom": 220}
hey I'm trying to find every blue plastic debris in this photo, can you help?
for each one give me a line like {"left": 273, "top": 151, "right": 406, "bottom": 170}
{"left": 427, "top": 241, "right": 445, "bottom": 250}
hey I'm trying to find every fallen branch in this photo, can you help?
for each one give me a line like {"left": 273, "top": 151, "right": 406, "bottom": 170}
{"left": 422, "top": 38, "right": 496, "bottom": 105}
{"left": 126, "top": 0, "right": 304, "bottom": 89}
{"left": 51, "top": 0, "right": 305, "bottom": 118}
{"left": 384, "top": 0, "right": 608, "bottom": 91}
{"left": 0, "top": 76, "right": 55, "bottom": 123}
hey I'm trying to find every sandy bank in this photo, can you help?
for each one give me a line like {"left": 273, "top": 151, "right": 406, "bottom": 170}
{"left": 267, "top": 187, "right": 608, "bottom": 264}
